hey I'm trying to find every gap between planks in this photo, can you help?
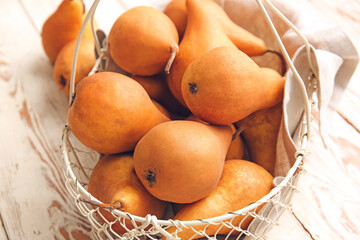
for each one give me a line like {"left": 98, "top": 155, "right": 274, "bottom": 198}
{"left": 0, "top": 213, "right": 10, "bottom": 240}
{"left": 291, "top": 211, "right": 316, "bottom": 240}
{"left": 338, "top": 110, "right": 360, "bottom": 133}
{"left": 11, "top": 1, "right": 359, "bottom": 239}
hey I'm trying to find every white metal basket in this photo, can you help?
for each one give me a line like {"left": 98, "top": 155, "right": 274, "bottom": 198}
{"left": 61, "top": 0, "right": 317, "bottom": 239}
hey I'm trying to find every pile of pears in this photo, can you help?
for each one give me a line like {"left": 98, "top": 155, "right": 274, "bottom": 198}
{"left": 42, "top": 0, "right": 96, "bottom": 95}
{"left": 42, "top": 0, "right": 286, "bottom": 238}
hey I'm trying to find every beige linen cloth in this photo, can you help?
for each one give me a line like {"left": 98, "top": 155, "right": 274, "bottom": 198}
{"left": 212, "top": 0, "right": 358, "bottom": 177}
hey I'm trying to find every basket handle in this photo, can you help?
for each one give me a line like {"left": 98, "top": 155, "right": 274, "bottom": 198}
{"left": 63, "top": 0, "right": 316, "bottom": 230}
{"left": 68, "top": 0, "right": 315, "bottom": 141}
{"left": 68, "top": 0, "right": 101, "bottom": 106}
{"left": 256, "top": 0, "right": 316, "bottom": 140}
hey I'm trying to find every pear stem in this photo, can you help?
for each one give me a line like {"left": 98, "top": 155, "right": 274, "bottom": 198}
{"left": 232, "top": 126, "right": 244, "bottom": 141}
{"left": 264, "top": 49, "right": 287, "bottom": 76}
{"left": 165, "top": 46, "right": 177, "bottom": 74}
{"left": 79, "top": 197, "right": 123, "bottom": 210}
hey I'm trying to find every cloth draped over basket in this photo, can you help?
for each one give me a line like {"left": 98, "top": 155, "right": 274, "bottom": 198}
{"left": 210, "top": 0, "right": 359, "bottom": 177}
{"left": 209, "top": 1, "right": 358, "bottom": 238}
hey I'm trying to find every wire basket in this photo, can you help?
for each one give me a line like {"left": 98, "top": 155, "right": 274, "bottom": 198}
{"left": 61, "top": 0, "right": 317, "bottom": 239}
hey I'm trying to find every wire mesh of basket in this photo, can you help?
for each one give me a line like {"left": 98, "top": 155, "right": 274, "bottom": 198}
{"left": 60, "top": 0, "right": 318, "bottom": 239}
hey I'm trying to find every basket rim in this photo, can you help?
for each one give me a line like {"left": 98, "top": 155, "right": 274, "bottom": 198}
{"left": 61, "top": 125, "right": 307, "bottom": 227}
{"left": 62, "top": 0, "right": 314, "bottom": 230}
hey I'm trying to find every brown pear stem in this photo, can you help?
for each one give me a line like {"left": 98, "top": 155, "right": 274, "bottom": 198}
{"left": 79, "top": 197, "right": 123, "bottom": 211}
{"left": 264, "top": 49, "right": 287, "bottom": 76}
{"left": 232, "top": 126, "right": 244, "bottom": 141}
{"left": 164, "top": 46, "right": 177, "bottom": 74}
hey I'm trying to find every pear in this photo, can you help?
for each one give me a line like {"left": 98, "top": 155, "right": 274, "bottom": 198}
{"left": 167, "top": 0, "right": 237, "bottom": 105}
{"left": 133, "top": 120, "right": 233, "bottom": 203}
{"left": 226, "top": 125, "right": 246, "bottom": 160}
{"left": 166, "top": 160, "right": 274, "bottom": 239}
{"left": 164, "top": 0, "right": 267, "bottom": 55}
{"left": 185, "top": 115, "right": 245, "bottom": 160}
{"left": 131, "top": 74, "right": 190, "bottom": 117}
{"left": 236, "top": 103, "right": 282, "bottom": 175}
{"left": 182, "top": 46, "right": 285, "bottom": 125}
{"left": 53, "top": 38, "right": 95, "bottom": 95}
{"left": 108, "top": 6, "right": 179, "bottom": 76}
{"left": 67, "top": 72, "right": 169, "bottom": 154}
{"left": 87, "top": 153, "right": 167, "bottom": 234}
{"left": 151, "top": 100, "right": 172, "bottom": 119}
{"left": 164, "top": 0, "right": 187, "bottom": 39}
{"left": 41, "top": 0, "right": 93, "bottom": 63}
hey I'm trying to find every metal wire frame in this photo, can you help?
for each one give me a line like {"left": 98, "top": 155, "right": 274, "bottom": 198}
{"left": 61, "top": 0, "right": 317, "bottom": 239}
{"left": 61, "top": 116, "right": 310, "bottom": 239}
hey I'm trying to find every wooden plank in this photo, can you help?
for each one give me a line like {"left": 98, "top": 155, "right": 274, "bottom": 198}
{"left": 0, "top": 0, "right": 359, "bottom": 240}
{"left": 291, "top": 111, "right": 360, "bottom": 240}
{"left": 0, "top": 0, "right": 131, "bottom": 239}
{"left": 264, "top": 209, "right": 313, "bottom": 240}
{"left": 338, "top": 86, "right": 360, "bottom": 132}
{"left": 0, "top": 0, "right": 92, "bottom": 239}
{"left": 297, "top": 0, "right": 360, "bottom": 132}
{"left": 264, "top": 0, "right": 360, "bottom": 235}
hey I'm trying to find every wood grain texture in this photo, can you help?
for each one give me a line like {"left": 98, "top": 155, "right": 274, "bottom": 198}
{"left": 291, "top": 111, "right": 360, "bottom": 240}
{"left": 299, "top": 0, "right": 360, "bottom": 132}
{"left": 0, "top": 0, "right": 91, "bottom": 239}
{"left": 0, "top": 0, "right": 359, "bottom": 240}
{"left": 338, "top": 87, "right": 360, "bottom": 132}
{"left": 0, "top": 214, "right": 10, "bottom": 240}
{"left": 264, "top": 208, "right": 313, "bottom": 240}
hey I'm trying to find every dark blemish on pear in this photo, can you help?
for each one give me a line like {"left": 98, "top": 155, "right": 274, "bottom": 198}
{"left": 60, "top": 75, "right": 67, "bottom": 88}
{"left": 188, "top": 82, "right": 198, "bottom": 94}
{"left": 144, "top": 169, "right": 157, "bottom": 188}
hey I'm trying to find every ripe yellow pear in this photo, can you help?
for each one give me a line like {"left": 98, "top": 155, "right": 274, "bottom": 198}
{"left": 151, "top": 100, "right": 172, "bottom": 119}
{"left": 236, "top": 103, "right": 282, "bottom": 175}
{"left": 226, "top": 125, "right": 246, "bottom": 160}
{"left": 182, "top": 46, "right": 285, "bottom": 125}
{"left": 53, "top": 38, "right": 95, "bottom": 95}
{"left": 134, "top": 120, "right": 232, "bottom": 203}
{"left": 165, "top": 160, "right": 274, "bottom": 239}
{"left": 167, "top": 0, "right": 237, "bottom": 105}
{"left": 41, "top": 0, "right": 93, "bottom": 63}
{"left": 164, "top": 0, "right": 267, "bottom": 55}
{"left": 164, "top": 0, "right": 187, "bottom": 39}
{"left": 131, "top": 74, "right": 190, "bottom": 117}
{"left": 185, "top": 115, "right": 245, "bottom": 160}
{"left": 108, "top": 6, "right": 179, "bottom": 76}
{"left": 67, "top": 72, "right": 169, "bottom": 154}
{"left": 88, "top": 153, "right": 167, "bottom": 234}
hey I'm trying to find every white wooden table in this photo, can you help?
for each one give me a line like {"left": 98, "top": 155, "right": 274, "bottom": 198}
{"left": 0, "top": 0, "right": 359, "bottom": 239}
